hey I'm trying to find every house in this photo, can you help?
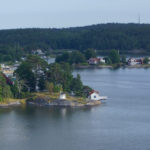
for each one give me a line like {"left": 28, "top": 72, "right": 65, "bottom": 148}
{"left": 1, "top": 64, "right": 15, "bottom": 77}
{"left": 88, "top": 90, "right": 101, "bottom": 101}
{"left": 88, "top": 58, "right": 100, "bottom": 65}
{"left": 59, "top": 93, "right": 66, "bottom": 100}
{"left": 99, "top": 58, "right": 106, "bottom": 63}
{"left": 128, "top": 58, "right": 143, "bottom": 66}
{"left": 32, "top": 49, "right": 44, "bottom": 56}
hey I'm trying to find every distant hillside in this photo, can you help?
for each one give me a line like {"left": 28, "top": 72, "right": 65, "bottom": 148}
{"left": 0, "top": 23, "right": 150, "bottom": 62}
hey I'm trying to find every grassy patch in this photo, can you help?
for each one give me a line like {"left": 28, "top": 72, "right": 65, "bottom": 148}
{"left": 0, "top": 98, "right": 26, "bottom": 105}
{"left": 32, "top": 92, "right": 87, "bottom": 104}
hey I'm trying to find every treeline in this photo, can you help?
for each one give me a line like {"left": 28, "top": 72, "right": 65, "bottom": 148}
{"left": 1, "top": 23, "right": 150, "bottom": 62}
{"left": 0, "top": 72, "right": 17, "bottom": 102}
{"left": 15, "top": 55, "right": 92, "bottom": 97}
{"left": 56, "top": 49, "right": 122, "bottom": 65}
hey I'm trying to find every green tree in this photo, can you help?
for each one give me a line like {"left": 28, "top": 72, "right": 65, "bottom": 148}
{"left": 53, "top": 84, "right": 63, "bottom": 93}
{"left": 104, "top": 57, "right": 112, "bottom": 65}
{"left": 84, "top": 48, "right": 96, "bottom": 60}
{"left": 109, "top": 50, "right": 120, "bottom": 64}
{"left": 38, "top": 76, "right": 46, "bottom": 91}
{"left": 143, "top": 57, "right": 149, "bottom": 64}
{"left": 70, "top": 51, "right": 86, "bottom": 64}
{"left": 46, "top": 81, "right": 54, "bottom": 94}
{"left": 70, "top": 74, "right": 83, "bottom": 96}
{"left": 15, "top": 62, "right": 36, "bottom": 92}
{"left": 0, "top": 73, "right": 13, "bottom": 101}
{"left": 121, "top": 55, "right": 126, "bottom": 64}
{"left": 15, "top": 55, "right": 48, "bottom": 92}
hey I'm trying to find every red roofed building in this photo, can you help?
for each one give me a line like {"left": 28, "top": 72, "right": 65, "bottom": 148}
{"left": 88, "top": 90, "right": 101, "bottom": 101}
{"left": 88, "top": 58, "right": 100, "bottom": 65}
{"left": 128, "top": 58, "right": 143, "bottom": 66}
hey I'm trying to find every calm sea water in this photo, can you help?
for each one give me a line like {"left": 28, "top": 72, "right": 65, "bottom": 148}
{"left": 0, "top": 68, "right": 150, "bottom": 150}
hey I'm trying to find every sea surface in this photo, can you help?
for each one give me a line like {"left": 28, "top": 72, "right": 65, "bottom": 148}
{"left": 0, "top": 68, "right": 150, "bottom": 150}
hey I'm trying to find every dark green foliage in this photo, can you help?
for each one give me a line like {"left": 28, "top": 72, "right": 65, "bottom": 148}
{"left": 10, "top": 82, "right": 20, "bottom": 98}
{"left": 38, "top": 76, "right": 46, "bottom": 91}
{"left": 47, "top": 63, "right": 73, "bottom": 92}
{"left": 0, "top": 73, "right": 13, "bottom": 101}
{"left": 56, "top": 51, "right": 86, "bottom": 64}
{"left": 143, "top": 57, "right": 149, "bottom": 64}
{"left": 84, "top": 49, "right": 97, "bottom": 60}
{"left": 121, "top": 55, "right": 126, "bottom": 64}
{"left": 1, "top": 23, "right": 150, "bottom": 62}
{"left": 15, "top": 55, "right": 91, "bottom": 97}
{"left": 70, "top": 74, "right": 83, "bottom": 96}
{"left": 104, "top": 57, "right": 112, "bottom": 64}
{"left": 56, "top": 52, "right": 71, "bottom": 63}
{"left": 53, "top": 85, "right": 62, "bottom": 93}
{"left": 15, "top": 55, "right": 48, "bottom": 92}
{"left": 15, "top": 62, "right": 36, "bottom": 92}
{"left": 109, "top": 50, "right": 120, "bottom": 64}
{"left": 0, "top": 45, "right": 24, "bottom": 62}
{"left": 82, "top": 86, "right": 93, "bottom": 97}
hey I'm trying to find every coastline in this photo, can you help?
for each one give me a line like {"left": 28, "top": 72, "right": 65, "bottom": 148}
{"left": 0, "top": 101, "right": 21, "bottom": 108}
{"left": 74, "top": 64, "right": 150, "bottom": 69}
{"left": 0, "top": 96, "right": 101, "bottom": 108}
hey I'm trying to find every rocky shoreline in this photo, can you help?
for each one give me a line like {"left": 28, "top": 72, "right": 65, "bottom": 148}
{"left": 0, "top": 97, "right": 101, "bottom": 108}
{"left": 26, "top": 98, "right": 101, "bottom": 107}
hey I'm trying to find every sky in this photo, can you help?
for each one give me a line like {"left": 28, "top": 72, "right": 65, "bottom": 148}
{"left": 0, "top": 0, "right": 150, "bottom": 29}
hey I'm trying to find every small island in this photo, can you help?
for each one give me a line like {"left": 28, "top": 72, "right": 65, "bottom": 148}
{"left": 0, "top": 55, "right": 105, "bottom": 108}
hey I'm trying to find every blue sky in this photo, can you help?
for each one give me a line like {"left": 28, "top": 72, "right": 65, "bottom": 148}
{"left": 0, "top": 0, "right": 149, "bottom": 29}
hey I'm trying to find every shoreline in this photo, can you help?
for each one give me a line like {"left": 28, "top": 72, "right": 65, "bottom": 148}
{"left": 74, "top": 64, "right": 150, "bottom": 69}
{"left": 0, "top": 97, "right": 101, "bottom": 108}
{"left": 0, "top": 101, "right": 21, "bottom": 108}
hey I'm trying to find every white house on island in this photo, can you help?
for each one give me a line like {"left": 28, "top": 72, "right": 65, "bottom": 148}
{"left": 88, "top": 90, "right": 107, "bottom": 101}
{"left": 59, "top": 93, "right": 66, "bottom": 100}
{"left": 88, "top": 90, "right": 101, "bottom": 101}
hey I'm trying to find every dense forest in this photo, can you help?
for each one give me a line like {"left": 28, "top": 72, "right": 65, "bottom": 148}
{"left": 1, "top": 23, "right": 150, "bottom": 62}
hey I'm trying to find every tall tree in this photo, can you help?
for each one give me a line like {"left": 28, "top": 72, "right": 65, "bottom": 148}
{"left": 84, "top": 48, "right": 97, "bottom": 60}
{"left": 109, "top": 50, "right": 120, "bottom": 64}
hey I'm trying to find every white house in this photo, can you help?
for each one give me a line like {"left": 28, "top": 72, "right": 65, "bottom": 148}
{"left": 59, "top": 93, "right": 66, "bottom": 100}
{"left": 88, "top": 57, "right": 105, "bottom": 65}
{"left": 128, "top": 58, "right": 143, "bottom": 66}
{"left": 88, "top": 58, "right": 100, "bottom": 65}
{"left": 88, "top": 90, "right": 107, "bottom": 101}
{"left": 99, "top": 58, "right": 105, "bottom": 63}
{"left": 0, "top": 64, "right": 14, "bottom": 77}
{"left": 88, "top": 90, "right": 101, "bottom": 101}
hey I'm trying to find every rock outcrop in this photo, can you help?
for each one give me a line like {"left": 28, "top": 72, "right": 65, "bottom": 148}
{"left": 27, "top": 96, "right": 101, "bottom": 107}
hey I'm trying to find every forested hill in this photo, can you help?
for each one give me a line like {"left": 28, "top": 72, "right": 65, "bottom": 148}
{"left": 1, "top": 23, "right": 150, "bottom": 61}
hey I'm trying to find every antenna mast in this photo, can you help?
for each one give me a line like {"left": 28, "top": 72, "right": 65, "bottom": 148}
{"left": 138, "top": 14, "right": 141, "bottom": 24}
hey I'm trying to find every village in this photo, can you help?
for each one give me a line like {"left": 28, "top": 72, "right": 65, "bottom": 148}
{"left": 88, "top": 57, "right": 150, "bottom": 66}
{"left": 1, "top": 49, "right": 150, "bottom": 80}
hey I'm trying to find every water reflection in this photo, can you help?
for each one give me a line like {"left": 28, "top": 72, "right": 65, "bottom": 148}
{"left": 1, "top": 68, "right": 150, "bottom": 150}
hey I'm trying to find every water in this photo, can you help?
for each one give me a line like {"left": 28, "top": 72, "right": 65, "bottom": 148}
{"left": 0, "top": 68, "right": 150, "bottom": 150}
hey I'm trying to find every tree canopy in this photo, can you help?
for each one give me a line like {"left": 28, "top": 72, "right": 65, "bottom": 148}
{"left": 0, "top": 73, "right": 13, "bottom": 102}
{"left": 15, "top": 55, "right": 90, "bottom": 96}
{"left": 1, "top": 23, "right": 150, "bottom": 62}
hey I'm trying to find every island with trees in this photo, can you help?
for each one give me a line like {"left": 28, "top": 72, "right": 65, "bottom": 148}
{"left": 0, "top": 55, "right": 101, "bottom": 107}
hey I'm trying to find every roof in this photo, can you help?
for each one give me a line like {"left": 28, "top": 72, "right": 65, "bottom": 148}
{"left": 89, "top": 90, "right": 99, "bottom": 95}
{"left": 88, "top": 58, "right": 100, "bottom": 61}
